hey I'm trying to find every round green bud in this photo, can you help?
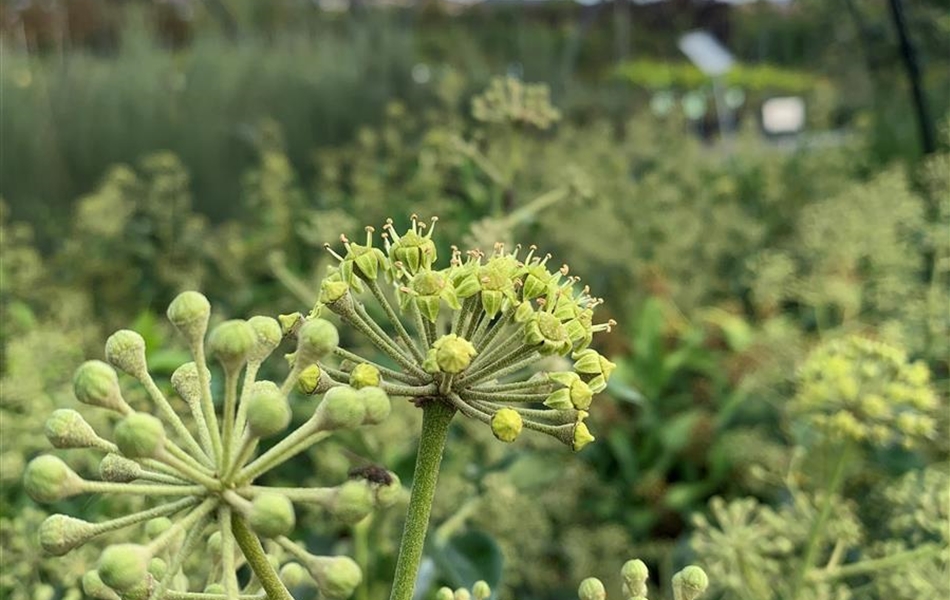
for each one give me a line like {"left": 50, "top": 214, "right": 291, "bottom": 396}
{"left": 435, "top": 587, "right": 455, "bottom": 600}
{"left": 491, "top": 408, "right": 523, "bottom": 443}
{"left": 247, "top": 315, "right": 282, "bottom": 363}
{"left": 207, "top": 531, "right": 222, "bottom": 555}
{"left": 24, "top": 455, "right": 83, "bottom": 503}
{"left": 298, "top": 364, "right": 323, "bottom": 395}
{"left": 332, "top": 480, "right": 375, "bottom": 525}
{"left": 144, "top": 517, "right": 172, "bottom": 539}
{"left": 166, "top": 291, "right": 211, "bottom": 344}
{"left": 296, "top": 319, "right": 340, "bottom": 366}
{"left": 455, "top": 589, "right": 472, "bottom": 600}
{"left": 357, "top": 387, "right": 391, "bottom": 425}
{"left": 45, "top": 409, "right": 106, "bottom": 450}
{"left": 39, "top": 514, "right": 94, "bottom": 556}
{"left": 73, "top": 360, "right": 128, "bottom": 413}
{"left": 104, "top": 330, "right": 148, "bottom": 378}
{"left": 316, "top": 386, "right": 366, "bottom": 431}
{"left": 309, "top": 555, "right": 362, "bottom": 600}
{"left": 249, "top": 492, "right": 296, "bottom": 538}
{"left": 98, "top": 544, "right": 151, "bottom": 592}
{"left": 374, "top": 472, "right": 402, "bottom": 508}
{"left": 572, "top": 420, "right": 595, "bottom": 452}
{"left": 208, "top": 319, "right": 256, "bottom": 371}
{"left": 672, "top": 565, "right": 708, "bottom": 600}
{"left": 114, "top": 413, "right": 166, "bottom": 459}
{"left": 622, "top": 559, "right": 649, "bottom": 597}
{"left": 98, "top": 453, "right": 140, "bottom": 483}
{"left": 578, "top": 577, "right": 606, "bottom": 600}
{"left": 148, "top": 557, "right": 167, "bottom": 580}
{"left": 472, "top": 580, "right": 491, "bottom": 600}
{"left": 170, "top": 362, "right": 210, "bottom": 409}
{"left": 82, "top": 570, "right": 121, "bottom": 600}
{"left": 349, "top": 363, "right": 381, "bottom": 389}
{"left": 245, "top": 381, "right": 292, "bottom": 439}
{"left": 433, "top": 334, "right": 477, "bottom": 374}
{"left": 280, "top": 562, "right": 313, "bottom": 588}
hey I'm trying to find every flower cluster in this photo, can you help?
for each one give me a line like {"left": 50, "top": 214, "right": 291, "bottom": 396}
{"left": 471, "top": 76, "right": 562, "bottom": 130}
{"left": 25, "top": 291, "right": 398, "bottom": 599}
{"left": 577, "top": 559, "right": 708, "bottom": 600}
{"left": 319, "top": 215, "right": 616, "bottom": 451}
{"left": 789, "top": 336, "right": 939, "bottom": 448}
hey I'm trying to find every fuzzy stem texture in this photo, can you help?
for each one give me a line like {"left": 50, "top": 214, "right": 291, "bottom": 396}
{"left": 231, "top": 512, "right": 294, "bottom": 600}
{"left": 389, "top": 400, "right": 455, "bottom": 600}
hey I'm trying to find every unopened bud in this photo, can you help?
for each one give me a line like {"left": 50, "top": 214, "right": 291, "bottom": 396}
{"left": 245, "top": 381, "right": 292, "bottom": 439}
{"left": 144, "top": 517, "right": 172, "bottom": 539}
{"left": 672, "top": 566, "right": 709, "bottom": 600}
{"left": 622, "top": 559, "right": 649, "bottom": 597}
{"left": 308, "top": 555, "right": 363, "bottom": 600}
{"left": 166, "top": 291, "right": 210, "bottom": 345}
{"left": 280, "top": 562, "right": 313, "bottom": 588}
{"left": 208, "top": 320, "right": 256, "bottom": 372}
{"left": 491, "top": 408, "right": 523, "bottom": 443}
{"left": 374, "top": 473, "right": 402, "bottom": 508}
{"left": 148, "top": 557, "right": 167, "bottom": 580}
{"left": 105, "top": 330, "right": 148, "bottom": 378}
{"left": 578, "top": 577, "right": 606, "bottom": 600}
{"left": 250, "top": 493, "right": 296, "bottom": 538}
{"left": 114, "top": 413, "right": 165, "bottom": 459}
{"left": 572, "top": 420, "right": 595, "bottom": 452}
{"left": 45, "top": 409, "right": 108, "bottom": 450}
{"left": 98, "top": 453, "right": 141, "bottom": 483}
{"left": 39, "top": 514, "right": 95, "bottom": 556}
{"left": 24, "top": 455, "right": 83, "bottom": 503}
{"left": 357, "top": 387, "right": 391, "bottom": 425}
{"left": 73, "top": 360, "right": 128, "bottom": 413}
{"left": 98, "top": 544, "right": 151, "bottom": 592}
{"left": 455, "top": 589, "right": 472, "bottom": 600}
{"left": 82, "top": 570, "right": 121, "bottom": 600}
{"left": 332, "top": 480, "right": 375, "bottom": 524}
{"left": 315, "top": 386, "right": 366, "bottom": 431}
{"left": 472, "top": 580, "right": 491, "bottom": 600}
{"left": 349, "top": 363, "right": 381, "bottom": 389}
{"left": 433, "top": 334, "right": 477, "bottom": 374}
{"left": 435, "top": 588, "right": 455, "bottom": 600}
{"left": 248, "top": 315, "right": 282, "bottom": 363}
{"left": 296, "top": 319, "right": 340, "bottom": 367}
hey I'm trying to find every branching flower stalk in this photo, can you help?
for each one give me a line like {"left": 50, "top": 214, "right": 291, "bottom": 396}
{"left": 26, "top": 291, "right": 400, "bottom": 599}
{"left": 317, "top": 215, "right": 617, "bottom": 600}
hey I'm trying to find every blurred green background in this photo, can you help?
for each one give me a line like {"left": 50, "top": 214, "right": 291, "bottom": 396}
{"left": 1, "top": 1, "right": 948, "bottom": 599}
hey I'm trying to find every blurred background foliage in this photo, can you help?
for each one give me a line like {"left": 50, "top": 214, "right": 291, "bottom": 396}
{"left": 1, "top": 1, "right": 948, "bottom": 599}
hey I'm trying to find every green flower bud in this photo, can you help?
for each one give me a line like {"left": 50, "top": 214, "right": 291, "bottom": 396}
{"left": 166, "top": 291, "right": 211, "bottom": 345}
{"left": 622, "top": 559, "right": 649, "bottom": 597}
{"left": 320, "top": 278, "right": 355, "bottom": 311}
{"left": 349, "top": 363, "right": 381, "bottom": 389}
{"left": 332, "top": 480, "right": 375, "bottom": 525}
{"left": 24, "top": 455, "right": 83, "bottom": 503}
{"left": 308, "top": 555, "right": 363, "bottom": 600}
{"left": 207, "top": 531, "right": 222, "bottom": 555}
{"left": 39, "top": 514, "right": 95, "bottom": 556}
{"left": 45, "top": 409, "right": 108, "bottom": 450}
{"left": 105, "top": 330, "right": 148, "bottom": 378}
{"left": 208, "top": 319, "right": 256, "bottom": 372}
{"left": 170, "top": 362, "right": 207, "bottom": 408}
{"left": 315, "top": 386, "right": 366, "bottom": 431}
{"left": 82, "top": 570, "right": 121, "bottom": 600}
{"left": 374, "top": 473, "right": 402, "bottom": 508}
{"left": 435, "top": 588, "right": 455, "bottom": 600}
{"left": 525, "top": 312, "right": 572, "bottom": 356}
{"left": 572, "top": 418, "right": 595, "bottom": 452}
{"left": 522, "top": 263, "right": 557, "bottom": 300}
{"left": 278, "top": 312, "right": 304, "bottom": 337}
{"left": 513, "top": 300, "right": 535, "bottom": 323}
{"left": 672, "top": 565, "right": 709, "bottom": 600}
{"left": 578, "top": 577, "right": 606, "bottom": 600}
{"left": 245, "top": 381, "right": 292, "bottom": 439}
{"left": 296, "top": 319, "right": 340, "bottom": 366}
{"left": 298, "top": 364, "right": 323, "bottom": 395}
{"left": 491, "top": 408, "right": 523, "bottom": 443}
{"left": 455, "top": 589, "right": 472, "bottom": 600}
{"left": 249, "top": 492, "right": 296, "bottom": 538}
{"left": 472, "top": 580, "right": 491, "bottom": 600}
{"left": 144, "top": 517, "right": 172, "bottom": 539}
{"left": 148, "top": 557, "right": 167, "bottom": 580}
{"left": 73, "top": 360, "right": 128, "bottom": 413}
{"left": 546, "top": 373, "right": 593, "bottom": 411}
{"left": 390, "top": 229, "right": 437, "bottom": 274}
{"left": 433, "top": 334, "right": 477, "bottom": 374}
{"left": 280, "top": 563, "right": 313, "bottom": 588}
{"left": 357, "top": 387, "right": 391, "bottom": 425}
{"left": 247, "top": 315, "right": 283, "bottom": 363}
{"left": 98, "top": 544, "right": 151, "bottom": 592}
{"left": 98, "top": 453, "right": 141, "bottom": 483}
{"left": 114, "top": 413, "right": 166, "bottom": 459}
{"left": 572, "top": 349, "right": 617, "bottom": 393}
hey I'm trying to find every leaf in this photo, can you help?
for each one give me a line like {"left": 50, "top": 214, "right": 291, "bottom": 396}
{"left": 430, "top": 530, "right": 504, "bottom": 592}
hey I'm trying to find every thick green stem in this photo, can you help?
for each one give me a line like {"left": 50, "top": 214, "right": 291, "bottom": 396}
{"left": 231, "top": 513, "right": 294, "bottom": 600}
{"left": 816, "top": 543, "right": 944, "bottom": 581}
{"left": 389, "top": 401, "right": 455, "bottom": 600}
{"left": 790, "top": 443, "right": 852, "bottom": 600}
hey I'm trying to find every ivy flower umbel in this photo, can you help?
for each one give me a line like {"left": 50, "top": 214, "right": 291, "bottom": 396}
{"left": 319, "top": 215, "right": 616, "bottom": 600}
{"left": 26, "top": 291, "right": 399, "bottom": 600}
